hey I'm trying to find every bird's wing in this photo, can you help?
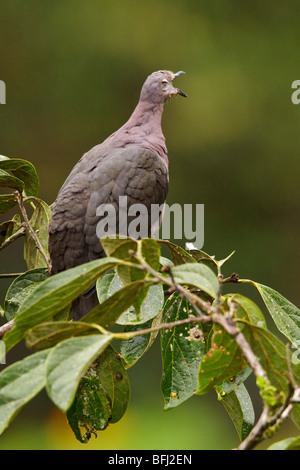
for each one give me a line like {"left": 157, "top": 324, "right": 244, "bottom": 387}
{"left": 84, "top": 145, "right": 169, "bottom": 261}
{"left": 48, "top": 145, "right": 168, "bottom": 273}
{"left": 48, "top": 172, "right": 91, "bottom": 274}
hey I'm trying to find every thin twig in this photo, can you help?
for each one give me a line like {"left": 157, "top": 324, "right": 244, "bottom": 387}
{"left": 0, "top": 245, "right": 297, "bottom": 450}
{"left": 129, "top": 251, "right": 269, "bottom": 382}
{"left": 222, "top": 273, "right": 240, "bottom": 283}
{"left": 0, "top": 226, "right": 26, "bottom": 250}
{"left": 127, "top": 250, "right": 300, "bottom": 451}
{"left": 112, "top": 315, "right": 208, "bottom": 340}
{"left": 236, "top": 405, "right": 270, "bottom": 450}
{"left": 236, "top": 344, "right": 300, "bottom": 449}
{"left": 0, "top": 320, "right": 14, "bottom": 339}
{"left": 236, "top": 385, "right": 300, "bottom": 450}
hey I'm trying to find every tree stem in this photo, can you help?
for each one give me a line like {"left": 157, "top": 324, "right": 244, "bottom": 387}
{"left": 0, "top": 320, "right": 14, "bottom": 338}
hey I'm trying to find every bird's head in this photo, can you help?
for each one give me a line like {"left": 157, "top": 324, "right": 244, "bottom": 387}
{"left": 139, "top": 70, "right": 187, "bottom": 105}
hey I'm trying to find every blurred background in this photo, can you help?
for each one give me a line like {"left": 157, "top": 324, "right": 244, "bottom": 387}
{"left": 1, "top": 0, "right": 300, "bottom": 450}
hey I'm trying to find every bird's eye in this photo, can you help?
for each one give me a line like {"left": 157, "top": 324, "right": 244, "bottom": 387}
{"left": 161, "top": 79, "right": 168, "bottom": 86}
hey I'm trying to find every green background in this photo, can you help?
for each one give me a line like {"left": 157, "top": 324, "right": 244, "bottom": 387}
{"left": 1, "top": 0, "right": 300, "bottom": 450}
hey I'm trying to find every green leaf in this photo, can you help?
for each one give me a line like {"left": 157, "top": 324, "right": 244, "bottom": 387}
{"left": 101, "top": 236, "right": 160, "bottom": 279}
{"left": 17, "top": 258, "right": 120, "bottom": 321}
{"left": 187, "top": 248, "right": 218, "bottom": 267}
{"left": 290, "top": 405, "right": 300, "bottom": 430}
{"left": 101, "top": 237, "right": 161, "bottom": 314}
{"left": 161, "top": 292, "right": 206, "bottom": 409}
{"left": 120, "top": 314, "right": 162, "bottom": 368}
{"left": 120, "top": 321, "right": 153, "bottom": 369}
{"left": 0, "top": 215, "right": 24, "bottom": 251}
{"left": 0, "top": 168, "right": 24, "bottom": 193}
{"left": 0, "top": 157, "right": 39, "bottom": 196}
{"left": 158, "top": 239, "right": 196, "bottom": 265}
{"left": 94, "top": 345, "right": 130, "bottom": 423}
{"left": 171, "top": 263, "right": 219, "bottom": 299}
{"left": 86, "top": 278, "right": 156, "bottom": 327}
{"left": 221, "top": 383, "right": 255, "bottom": 441}
{"left": 26, "top": 321, "right": 99, "bottom": 351}
{"left": 24, "top": 198, "right": 52, "bottom": 269}
{"left": 96, "top": 268, "right": 163, "bottom": 325}
{"left": 46, "top": 334, "right": 113, "bottom": 412}
{"left": 4, "top": 268, "right": 49, "bottom": 321}
{"left": 227, "top": 293, "right": 267, "bottom": 329}
{"left": 101, "top": 236, "right": 137, "bottom": 259}
{"left": 215, "top": 366, "right": 252, "bottom": 398}
{"left": 52, "top": 303, "right": 71, "bottom": 321}
{"left": 96, "top": 267, "right": 123, "bottom": 302}
{"left": 217, "top": 251, "right": 235, "bottom": 267}
{"left": 117, "top": 285, "right": 164, "bottom": 325}
{"left": 240, "top": 321, "right": 300, "bottom": 407}
{"left": 3, "top": 257, "right": 121, "bottom": 352}
{"left": 66, "top": 345, "right": 130, "bottom": 443}
{"left": 160, "top": 256, "right": 174, "bottom": 268}
{"left": 0, "top": 349, "right": 50, "bottom": 436}
{"left": 196, "top": 326, "right": 248, "bottom": 396}
{"left": 67, "top": 372, "right": 111, "bottom": 443}
{"left": 26, "top": 279, "right": 152, "bottom": 352}
{"left": 252, "top": 282, "right": 300, "bottom": 347}
{"left": 0, "top": 194, "right": 17, "bottom": 214}
{"left": 267, "top": 436, "right": 300, "bottom": 450}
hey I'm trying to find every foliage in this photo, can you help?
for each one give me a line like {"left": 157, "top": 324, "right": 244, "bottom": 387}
{"left": 0, "top": 156, "right": 300, "bottom": 449}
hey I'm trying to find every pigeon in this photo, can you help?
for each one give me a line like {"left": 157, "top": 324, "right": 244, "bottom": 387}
{"left": 48, "top": 70, "right": 187, "bottom": 320}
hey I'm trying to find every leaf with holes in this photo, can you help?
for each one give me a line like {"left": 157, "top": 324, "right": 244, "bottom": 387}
{"left": 66, "top": 345, "right": 130, "bottom": 443}
{"left": 46, "top": 334, "right": 113, "bottom": 412}
{"left": 196, "top": 326, "right": 248, "bottom": 396}
{"left": 161, "top": 292, "right": 206, "bottom": 409}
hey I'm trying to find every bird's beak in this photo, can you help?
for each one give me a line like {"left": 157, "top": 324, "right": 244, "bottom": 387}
{"left": 176, "top": 89, "right": 188, "bottom": 98}
{"left": 173, "top": 71, "right": 187, "bottom": 98}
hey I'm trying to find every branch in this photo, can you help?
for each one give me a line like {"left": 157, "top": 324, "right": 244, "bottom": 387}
{"left": 127, "top": 253, "right": 300, "bottom": 450}
{"left": 235, "top": 341, "right": 300, "bottom": 450}
{"left": 0, "top": 226, "right": 26, "bottom": 250}
{"left": 128, "top": 251, "right": 269, "bottom": 383}
{"left": 112, "top": 315, "right": 208, "bottom": 340}
{"left": 0, "top": 320, "right": 13, "bottom": 338}
{"left": 236, "top": 384, "right": 300, "bottom": 450}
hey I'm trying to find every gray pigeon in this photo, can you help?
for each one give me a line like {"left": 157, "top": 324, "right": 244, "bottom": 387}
{"left": 48, "top": 70, "right": 187, "bottom": 320}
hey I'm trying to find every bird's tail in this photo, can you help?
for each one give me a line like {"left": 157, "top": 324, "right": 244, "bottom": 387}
{"left": 72, "top": 285, "right": 99, "bottom": 321}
